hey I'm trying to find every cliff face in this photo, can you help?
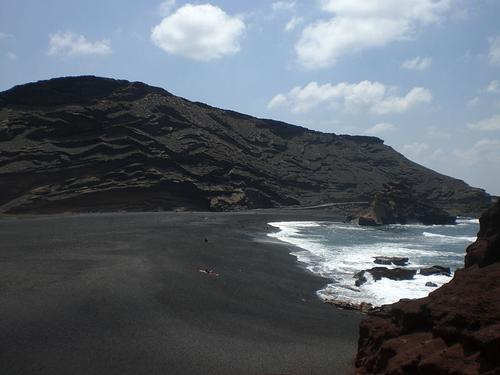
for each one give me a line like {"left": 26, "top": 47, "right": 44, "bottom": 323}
{"left": 354, "top": 182, "right": 456, "bottom": 226}
{"left": 0, "top": 76, "right": 491, "bottom": 214}
{"left": 355, "top": 201, "right": 500, "bottom": 375}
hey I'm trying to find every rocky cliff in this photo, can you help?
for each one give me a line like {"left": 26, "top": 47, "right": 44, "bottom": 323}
{"left": 354, "top": 182, "right": 457, "bottom": 225}
{"left": 355, "top": 201, "right": 500, "bottom": 374}
{"left": 0, "top": 76, "right": 491, "bottom": 214}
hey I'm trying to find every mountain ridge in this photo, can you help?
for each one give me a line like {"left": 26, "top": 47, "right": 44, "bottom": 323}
{"left": 0, "top": 76, "right": 491, "bottom": 215}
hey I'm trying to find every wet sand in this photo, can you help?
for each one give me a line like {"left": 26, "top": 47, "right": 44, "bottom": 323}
{"left": 0, "top": 210, "right": 362, "bottom": 375}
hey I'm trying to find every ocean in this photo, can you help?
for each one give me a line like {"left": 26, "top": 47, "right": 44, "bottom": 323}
{"left": 268, "top": 218, "right": 479, "bottom": 307}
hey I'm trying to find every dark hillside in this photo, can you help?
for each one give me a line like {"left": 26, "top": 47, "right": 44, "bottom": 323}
{"left": 0, "top": 76, "right": 490, "bottom": 214}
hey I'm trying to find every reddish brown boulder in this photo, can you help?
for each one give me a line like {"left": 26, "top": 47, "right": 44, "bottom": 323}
{"left": 465, "top": 200, "right": 500, "bottom": 267}
{"left": 355, "top": 200, "right": 500, "bottom": 374}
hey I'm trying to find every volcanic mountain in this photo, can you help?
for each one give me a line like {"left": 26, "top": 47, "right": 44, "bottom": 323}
{"left": 0, "top": 76, "right": 491, "bottom": 214}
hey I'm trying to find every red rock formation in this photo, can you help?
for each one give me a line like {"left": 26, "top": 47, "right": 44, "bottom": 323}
{"left": 355, "top": 201, "right": 500, "bottom": 375}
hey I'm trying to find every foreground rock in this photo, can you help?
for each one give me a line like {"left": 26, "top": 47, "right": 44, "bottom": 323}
{"left": 355, "top": 200, "right": 500, "bottom": 375}
{"left": 0, "top": 76, "right": 491, "bottom": 214}
{"left": 355, "top": 267, "right": 417, "bottom": 287}
{"left": 353, "top": 183, "right": 457, "bottom": 226}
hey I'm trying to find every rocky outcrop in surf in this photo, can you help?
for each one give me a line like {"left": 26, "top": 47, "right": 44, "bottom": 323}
{"left": 352, "top": 182, "right": 457, "bottom": 226}
{"left": 373, "top": 257, "right": 409, "bottom": 266}
{"left": 355, "top": 200, "right": 500, "bottom": 374}
{"left": 419, "top": 265, "right": 451, "bottom": 276}
{"left": 0, "top": 76, "right": 491, "bottom": 214}
{"left": 354, "top": 267, "right": 417, "bottom": 287}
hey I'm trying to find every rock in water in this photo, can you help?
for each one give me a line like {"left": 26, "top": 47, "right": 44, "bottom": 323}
{"left": 355, "top": 200, "right": 500, "bottom": 375}
{"left": 0, "top": 76, "right": 492, "bottom": 214}
{"left": 355, "top": 267, "right": 416, "bottom": 287}
{"left": 373, "top": 256, "right": 409, "bottom": 266}
{"left": 354, "top": 182, "right": 457, "bottom": 226}
{"left": 419, "top": 265, "right": 451, "bottom": 276}
{"left": 324, "top": 299, "right": 373, "bottom": 313}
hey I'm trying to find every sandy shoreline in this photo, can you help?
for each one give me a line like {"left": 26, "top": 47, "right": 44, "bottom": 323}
{"left": 0, "top": 210, "right": 362, "bottom": 375}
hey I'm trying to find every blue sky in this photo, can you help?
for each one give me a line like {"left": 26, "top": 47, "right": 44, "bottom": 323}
{"left": 1, "top": 0, "right": 499, "bottom": 195}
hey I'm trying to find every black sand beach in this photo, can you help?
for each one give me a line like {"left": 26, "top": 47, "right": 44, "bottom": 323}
{"left": 0, "top": 210, "right": 362, "bottom": 375}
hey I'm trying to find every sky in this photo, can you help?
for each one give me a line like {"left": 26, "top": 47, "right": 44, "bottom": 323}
{"left": 1, "top": 0, "right": 499, "bottom": 195}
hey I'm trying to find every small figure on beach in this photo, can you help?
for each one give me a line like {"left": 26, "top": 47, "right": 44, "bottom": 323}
{"left": 199, "top": 268, "right": 219, "bottom": 276}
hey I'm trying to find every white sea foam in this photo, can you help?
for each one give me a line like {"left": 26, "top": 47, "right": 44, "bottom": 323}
{"left": 391, "top": 223, "right": 455, "bottom": 229}
{"left": 457, "top": 218, "right": 479, "bottom": 224}
{"left": 422, "top": 232, "right": 477, "bottom": 242}
{"left": 325, "top": 223, "right": 369, "bottom": 231}
{"left": 318, "top": 273, "right": 453, "bottom": 306}
{"left": 267, "top": 220, "right": 477, "bottom": 307}
{"left": 269, "top": 221, "right": 322, "bottom": 229}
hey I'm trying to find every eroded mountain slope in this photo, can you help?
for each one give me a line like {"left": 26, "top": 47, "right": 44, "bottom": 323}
{"left": 0, "top": 76, "right": 490, "bottom": 214}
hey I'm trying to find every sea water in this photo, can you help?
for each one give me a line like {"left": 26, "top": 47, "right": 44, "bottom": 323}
{"left": 268, "top": 218, "right": 479, "bottom": 307}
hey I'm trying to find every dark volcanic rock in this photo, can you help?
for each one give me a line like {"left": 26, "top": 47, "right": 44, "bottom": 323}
{"left": 374, "top": 256, "right": 409, "bottom": 266}
{"left": 425, "top": 282, "right": 438, "bottom": 287}
{"left": 355, "top": 201, "right": 500, "bottom": 375}
{"left": 465, "top": 200, "right": 500, "bottom": 267}
{"left": 324, "top": 298, "right": 374, "bottom": 313}
{"left": 355, "top": 182, "right": 458, "bottom": 225}
{"left": 420, "top": 265, "right": 451, "bottom": 276}
{"left": 355, "top": 267, "right": 417, "bottom": 287}
{"left": 0, "top": 76, "right": 492, "bottom": 214}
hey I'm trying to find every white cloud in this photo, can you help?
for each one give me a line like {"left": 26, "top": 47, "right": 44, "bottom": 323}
{"left": 486, "top": 80, "right": 500, "bottom": 94}
{"left": 468, "top": 114, "right": 500, "bottom": 131}
{"left": 159, "top": 0, "right": 176, "bottom": 16}
{"left": 285, "top": 16, "right": 303, "bottom": 32}
{"left": 0, "top": 34, "right": 16, "bottom": 61}
{"left": 6, "top": 51, "right": 16, "bottom": 61}
{"left": 151, "top": 4, "right": 245, "bottom": 61}
{"left": 267, "top": 80, "right": 432, "bottom": 114}
{"left": 319, "top": 0, "right": 451, "bottom": 22}
{"left": 366, "top": 123, "right": 396, "bottom": 135}
{"left": 296, "top": 17, "right": 409, "bottom": 68}
{"left": 296, "top": 0, "right": 451, "bottom": 68}
{"left": 48, "top": 32, "right": 111, "bottom": 56}
{"left": 402, "top": 142, "right": 430, "bottom": 158}
{"left": 426, "top": 126, "right": 450, "bottom": 138}
{"left": 467, "top": 97, "right": 480, "bottom": 107}
{"left": 267, "top": 94, "right": 288, "bottom": 109}
{"left": 272, "top": 1, "right": 296, "bottom": 12}
{"left": 453, "top": 139, "right": 500, "bottom": 166}
{"left": 375, "top": 87, "right": 432, "bottom": 114}
{"left": 402, "top": 142, "right": 444, "bottom": 163}
{"left": 488, "top": 35, "right": 500, "bottom": 67}
{"left": 460, "top": 49, "right": 473, "bottom": 63}
{"left": 402, "top": 56, "right": 432, "bottom": 71}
